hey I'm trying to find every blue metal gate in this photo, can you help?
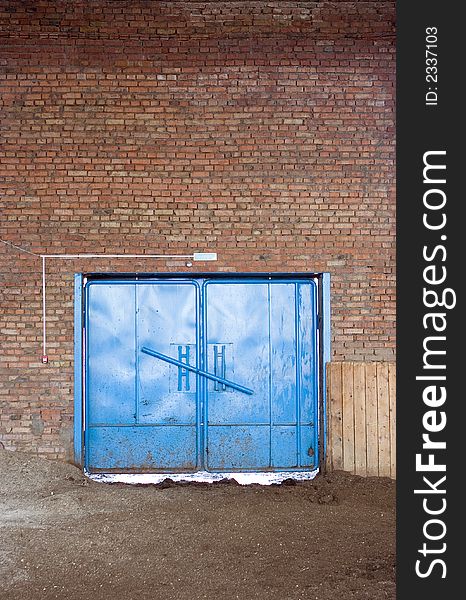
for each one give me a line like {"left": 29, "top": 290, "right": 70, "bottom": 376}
{"left": 84, "top": 277, "right": 319, "bottom": 473}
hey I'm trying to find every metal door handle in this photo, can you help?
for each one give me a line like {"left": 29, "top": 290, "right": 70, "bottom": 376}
{"left": 141, "top": 346, "right": 254, "bottom": 395}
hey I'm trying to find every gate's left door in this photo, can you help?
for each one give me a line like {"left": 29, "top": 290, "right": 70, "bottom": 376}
{"left": 85, "top": 280, "right": 200, "bottom": 472}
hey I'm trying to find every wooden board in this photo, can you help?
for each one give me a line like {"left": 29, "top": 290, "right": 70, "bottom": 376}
{"left": 365, "top": 362, "right": 379, "bottom": 476}
{"left": 376, "top": 363, "right": 391, "bottom": 477}
{"left": 388, "top": 363, "right": 396, "bottom": 479}
{"left": 327, "top": 363, "right": 343, "bottom": 470}
{"left": 326, "top": 364, "right": 332, "bottom": 470}
{"left": 353, "top": 363, "right": 367, "bottom": 476}
{"left": 341, "top": 362, "right": 355, "bottom": 474}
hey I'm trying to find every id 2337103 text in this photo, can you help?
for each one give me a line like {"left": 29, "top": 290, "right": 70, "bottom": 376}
{"left": 425, "top": 27, "right": 438, "bottom": 106}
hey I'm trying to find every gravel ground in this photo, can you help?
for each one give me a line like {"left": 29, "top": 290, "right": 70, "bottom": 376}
{"left": 0, "top": 449, "right": 395, "bottom": 600}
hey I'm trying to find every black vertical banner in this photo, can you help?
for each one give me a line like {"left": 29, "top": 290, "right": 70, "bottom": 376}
{"left": 397, "top": 2, "right": 461, "bottom": 598}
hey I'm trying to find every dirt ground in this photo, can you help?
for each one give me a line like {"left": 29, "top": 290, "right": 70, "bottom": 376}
{"left": 0, "top": 449, "right": 395, "bottom": 600}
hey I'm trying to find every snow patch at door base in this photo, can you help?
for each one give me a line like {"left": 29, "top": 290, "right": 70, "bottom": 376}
{"left": 86, "top": 469, "right": 319, "bottom": 486}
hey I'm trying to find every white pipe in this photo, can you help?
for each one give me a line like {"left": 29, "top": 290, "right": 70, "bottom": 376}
{"left": 3, "top": 240, "right": 218, "bottom": 362}
{"left": 39, "top": 254, "right": 195, "bottom": 259}
{"left": 38, "top": 251, "right": 217, "bottom": 363}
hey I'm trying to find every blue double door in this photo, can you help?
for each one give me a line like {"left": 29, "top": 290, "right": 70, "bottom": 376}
{"left": 85, "top": 278, "right": 318, "bottom": 473}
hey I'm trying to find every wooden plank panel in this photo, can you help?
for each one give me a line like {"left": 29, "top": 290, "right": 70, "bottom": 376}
{"left": 328, "top": 363, "right": 343, "bottom": 470}
{"left": 353, "top": 363, "right": 367, "bottom": 476}
{"left": 388, "top": 363, "right": 396, "bottom": 479}
{"left": 377, "top": 363, "right": 391, "bottom": 477}
{"left": 325, "top": 362, "right": 395, "bottom": 479}
{"left": 365, "top": 362, "right": 379, "bottom": 476}
{"left": 341, "top": 362, "right": 355, "bottom": 474}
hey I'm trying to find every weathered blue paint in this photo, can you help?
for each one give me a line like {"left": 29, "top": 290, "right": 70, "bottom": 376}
{"left": 85, "top": 280, "right": 199, "bottom": 472}
{"left": 203, "top": 280, "right": 318, "bottom": 472}
{"left": 83, "top": 276, "right": 321, "bottom": 473}
{"left": 321, "top": 272, "right": 331, "bottom": 464}
{"left": 73, "top": 273, "right": 83, "bottom": 466}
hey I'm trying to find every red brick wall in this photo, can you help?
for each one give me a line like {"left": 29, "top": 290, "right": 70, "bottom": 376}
{"left": 0, "top": 1, "right": 395, "bottom": 459}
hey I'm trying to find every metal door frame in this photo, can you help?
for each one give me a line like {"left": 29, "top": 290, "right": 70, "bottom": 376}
{"left": 74, "top": 272, "right": 331, "bottom": 472}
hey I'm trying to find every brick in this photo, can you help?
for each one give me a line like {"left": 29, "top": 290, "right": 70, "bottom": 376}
{"left": 0, "top": 0, "right": 395, "bottom": 459}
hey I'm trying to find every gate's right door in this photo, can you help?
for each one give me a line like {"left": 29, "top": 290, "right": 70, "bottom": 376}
{"left": 204, "top": 280, "right": 318, "bottom": 472}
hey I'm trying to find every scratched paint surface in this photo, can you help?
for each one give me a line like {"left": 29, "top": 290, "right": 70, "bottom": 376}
{"left": 85, "top": 278, "right": 318, "bottom": 473}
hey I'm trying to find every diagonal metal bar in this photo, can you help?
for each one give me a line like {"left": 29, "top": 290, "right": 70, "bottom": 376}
{"left": 141, "top": 346, "right": 254, "bottom": 395}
